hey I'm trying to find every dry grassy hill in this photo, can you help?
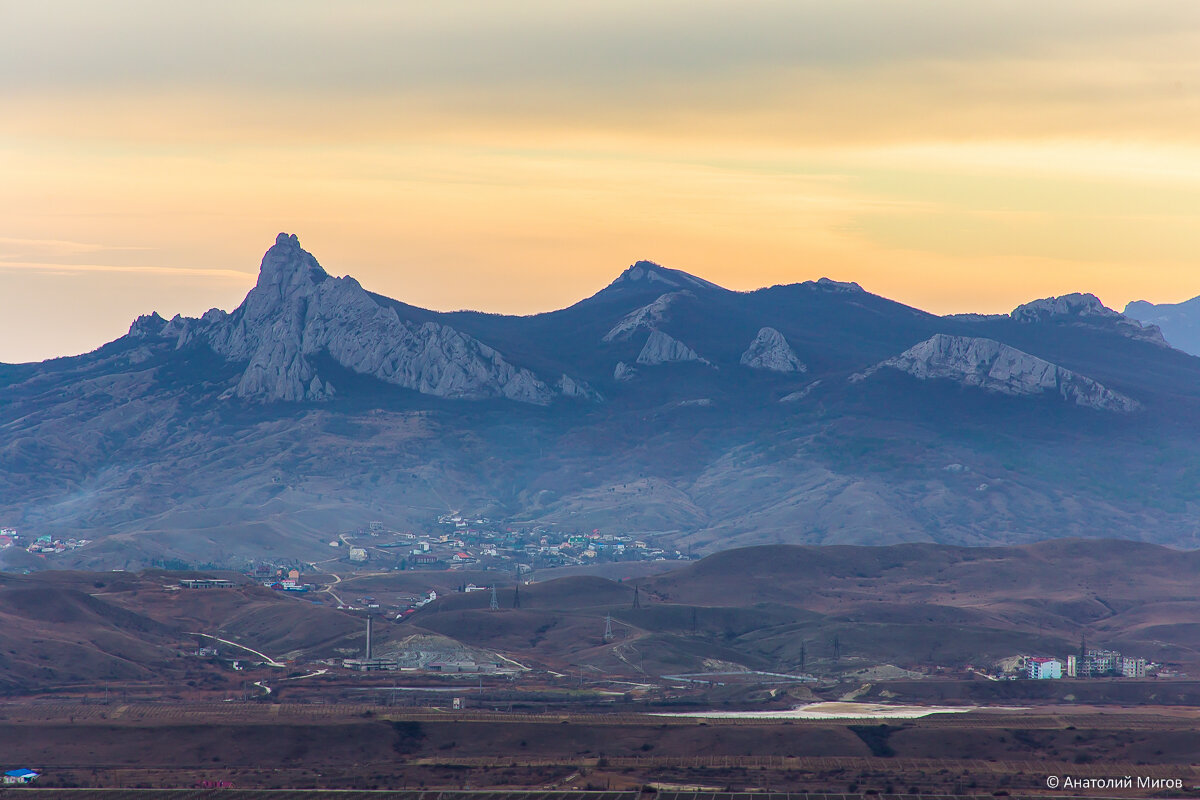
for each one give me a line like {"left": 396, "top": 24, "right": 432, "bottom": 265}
{"left": 408, "top": 539, "right": 1200, "bottom": 675}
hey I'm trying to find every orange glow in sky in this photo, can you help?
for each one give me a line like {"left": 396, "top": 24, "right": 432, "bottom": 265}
{"left": 5, "top": 1, "right": 1200, "bottom": 362}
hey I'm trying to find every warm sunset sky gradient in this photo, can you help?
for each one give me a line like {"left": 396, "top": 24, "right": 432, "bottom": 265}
{"left": 4, "top": 1, "right": 1200, "bottom": 362}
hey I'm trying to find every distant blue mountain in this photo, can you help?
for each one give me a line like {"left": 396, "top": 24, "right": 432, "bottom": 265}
{"left": 1124, "top": 295, "right": 1200, "bottom": 357}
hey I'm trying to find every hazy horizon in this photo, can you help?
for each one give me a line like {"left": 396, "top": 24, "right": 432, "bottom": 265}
{"left": 6, "top": 1, "right": 1200, "bottom": 362}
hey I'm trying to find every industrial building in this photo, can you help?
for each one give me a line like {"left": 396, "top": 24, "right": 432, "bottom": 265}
{"left": 179, "top": 579, "right": 235, "bottom": 589}
{"left": 342, "top": 616, "right": 399, "bottom": 671}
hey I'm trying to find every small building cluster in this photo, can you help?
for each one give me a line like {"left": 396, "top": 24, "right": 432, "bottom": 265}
{"left": 5, "top": 529, "right": 90, "bottom": 555}
{"left": 1020, "top": 648, "right": 1150, "bottom": 680}
{"left": 266, "top": 567, "right": 314, "bottom": 593}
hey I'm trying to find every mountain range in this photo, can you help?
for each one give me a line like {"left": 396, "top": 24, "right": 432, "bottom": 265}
{"left": 4, "top": 233, "right": 1200, "bottom": 568}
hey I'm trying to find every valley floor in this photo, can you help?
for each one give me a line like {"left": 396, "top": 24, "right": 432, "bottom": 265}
{"left": 1, "top": 702, "right": 1198, "bottom": 797}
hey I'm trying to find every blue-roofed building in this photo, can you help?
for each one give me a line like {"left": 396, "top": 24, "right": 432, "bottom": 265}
{"left": 3, "top": 769, "right": 40, "bottom": 784}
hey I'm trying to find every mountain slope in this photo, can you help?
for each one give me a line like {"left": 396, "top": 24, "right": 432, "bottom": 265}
{"left": 3, "top": 234, "right": 1200, "bottom": 568}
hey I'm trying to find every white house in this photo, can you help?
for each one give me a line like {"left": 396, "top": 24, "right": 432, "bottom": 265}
{"left": 1027, "top": 657, "right": 1062, "bottom": 680}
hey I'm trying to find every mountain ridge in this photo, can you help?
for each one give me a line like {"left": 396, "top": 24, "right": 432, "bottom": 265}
{"left": 4, "top": 233, "right": 1200, "bottom": 568}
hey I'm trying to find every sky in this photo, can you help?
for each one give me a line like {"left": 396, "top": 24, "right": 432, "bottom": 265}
{"left": 4, "top": 1, "right": 1200, "bottom": 362}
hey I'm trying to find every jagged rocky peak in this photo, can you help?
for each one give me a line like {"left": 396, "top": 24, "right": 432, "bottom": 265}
{"left": 740, "top": 327, "right": 806, "bottom": 373}
{"left": 129, "top": 234, "right": 593, "bottom": 406}
{"left": 861, "top": 333, "right": 1140, "bottom": 413}
{"left": 608, "top": 260, "right": 724, "bottom": 292}
{"left": 128, "top": 312, "right": 192, "bottom": 340}
{"left": 602, "top": 290, "right": 694, "bottom": 342}
{"left": 636, "top": 329, "right": 713, "bottom": 367}
{"left": 128, "top": 312, "right": 167, "bottom": 337}
{"left": 239, "top": 233, "right": 331, "bottom": 318}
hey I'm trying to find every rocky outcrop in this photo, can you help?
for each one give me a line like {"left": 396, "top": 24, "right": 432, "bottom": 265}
{"left": 862, "top": 334, "right": 1140, "bottom": 413}
{"left": 1012, "top": 293, "right": 1167, "bottom": 346}
{"left": 1011, "top": 293, "right": 1119, "bottom": 323}
{"left": 808, "top": 277, "right": 864, "bottom": 293}
{"left": 602, "top": 291, "right": 693, "bottom": 342}
{"left": 635, "top": 330, "right": 712, "bottom": 367}
{"left": 147, "top": 234, "right": 567, "bottom": 404}
{"left": 740, "top": 327, "right": 806, "bottom": 373}
{"left": 780, "top": 380, "right": 822, "bottom": 402}
{"left": 613, "top": 362, "right": 636, "bottom": 382}
{"left": 557, "top": 374, "right": 603, "bottom": 402}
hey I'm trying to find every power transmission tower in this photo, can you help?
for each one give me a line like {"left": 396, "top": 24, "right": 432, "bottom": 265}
{"left": 512, "top": 582, "right": 521, "bottom": 609}
{"left": 832, "top": 634, "right": 841, "bottom": 663}
{"left": 799, "top": 640, "right": 807, "bottom": 672}
{"left": 489, "top": 585, "right": 499, "bottom": 611}
{"left": 604, "top": 614, "right": 613, "bottom": 642}
{"left": 632, "top": 585, "right": 641, "bottom": 609}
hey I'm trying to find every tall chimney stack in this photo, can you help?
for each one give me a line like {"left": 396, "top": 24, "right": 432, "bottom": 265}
{"left": 365, "top": 615, "right": 373, "bottom": 660}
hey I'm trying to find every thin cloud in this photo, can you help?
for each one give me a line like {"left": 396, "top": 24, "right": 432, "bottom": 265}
{"left": 0, "top": 261, "right": 253, "bottom": 281}
{"left": 0, "top": 236, "right": 153, "bottom": 256}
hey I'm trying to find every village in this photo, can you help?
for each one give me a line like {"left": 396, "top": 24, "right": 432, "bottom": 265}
{"left": 327, "top": 512, "right": 694, "bottom": 573}
{"left": 0, "top": 526, "right": 90, "bottom": 556}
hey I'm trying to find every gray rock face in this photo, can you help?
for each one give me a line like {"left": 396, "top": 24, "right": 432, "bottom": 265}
{"left": 602, "top": 291, "right": 693, "bottom": 342}
{"left": 867, "top": 334, "right": 1140, "bottom": 413}
{"left": 613, "top": 361, "right": 637, "bottom": 381}
{"left": 155, "top": 234, "right": 564, "bottom": 404}
{"left": 1012, "top": 293, "right": 1167, "bottom": 346}
{"left": 740, "top": 327, "right": 806, "bottom": 373}
{"left": 635, "top": 330, "right": 712, "bottom": 367}
{"left": 557, "top": 374, "right": 603, "bottom": 401}
{"left": 1124, "top": 295, "right": 1200, "bottom": 356}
